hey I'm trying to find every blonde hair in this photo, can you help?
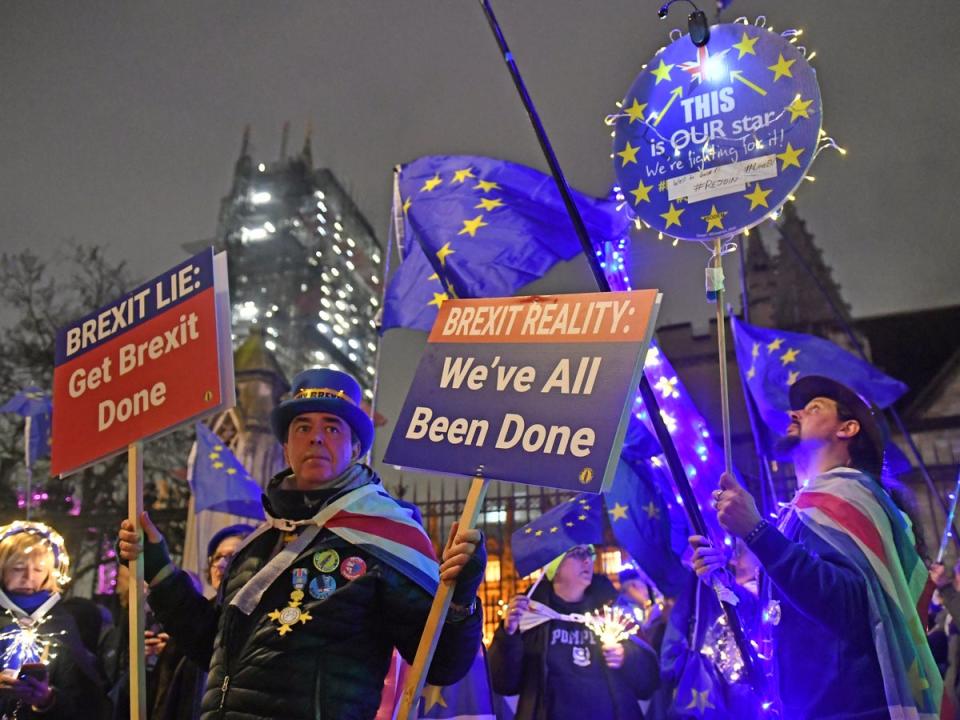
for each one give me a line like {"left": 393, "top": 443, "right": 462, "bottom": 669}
{"left": 0, "top": 528, "right": 66, "bottom": 593}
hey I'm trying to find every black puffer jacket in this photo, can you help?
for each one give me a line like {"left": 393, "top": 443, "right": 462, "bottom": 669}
{"left": 149, "top": 471, "right": 481, "bottom": 720}
{"left": 488, "top": 575, "right": 659, "bottom": 720}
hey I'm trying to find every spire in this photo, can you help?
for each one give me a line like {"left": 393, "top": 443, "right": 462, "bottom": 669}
{"left": 279, "top": 121, "right": 290, "bottom": 160}
{"left": 774, "top": 201, "right": 853, "bottom": 333}
{"left": 240, "top": 124, "right": 251, "bottom": 157}
{"left": 301, "top": 121, "right": 313, "bottom": 170}
{"left": 742, "top": 227, "right": 776, "bottom": 327}
{"left": 234, "top": 326, "right": 289, "bottom": 391}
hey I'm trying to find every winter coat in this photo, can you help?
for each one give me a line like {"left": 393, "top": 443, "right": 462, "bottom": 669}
{"left": 148, "top": 470, "right": 481, "bottom": 720}
{"left": 488, "top": 575, "right": 659, "bottom": 720}
{"left": 746, "top": 470, "right": 889, "bottom": 720}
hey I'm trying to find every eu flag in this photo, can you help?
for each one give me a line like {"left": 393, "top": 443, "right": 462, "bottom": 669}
{"left": 730, "top": 316, "right": 908, "bottom": 439}
{"left": 419, "top": 647, "right": 496, "bottom": 720}
{"left": 0, "top": 387, "right": 52, "bottom": 467}
{"left": 190, "top": 423, "right": 265, "bottom": 520}
{"left": 383, "top": 155, "right": 631, "bottom": 331}
{"left": 605, "top": 457, "right": 689, "bottom": 597}
{"left": 511, "top": 494, "right": 605, "bottom": 578}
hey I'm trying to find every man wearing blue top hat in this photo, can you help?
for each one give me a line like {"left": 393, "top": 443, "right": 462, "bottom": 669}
{"left": 119, "top": 367, "right": 486, "bottom": 720}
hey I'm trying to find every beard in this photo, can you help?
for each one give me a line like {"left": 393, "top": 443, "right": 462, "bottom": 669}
{"left": 772, "top": 433, "right": 801, "bottom": 460}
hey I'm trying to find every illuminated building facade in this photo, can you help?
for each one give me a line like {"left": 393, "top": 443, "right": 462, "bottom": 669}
{"left": 211, "top": 126, "right": 384, "bottom": 396}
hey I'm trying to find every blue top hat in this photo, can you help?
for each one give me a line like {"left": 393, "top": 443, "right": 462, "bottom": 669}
{"left": 270, "top": 368, "right": 374, "bottom": 455}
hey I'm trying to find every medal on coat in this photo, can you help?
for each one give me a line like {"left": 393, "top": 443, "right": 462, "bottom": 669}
{"left": 268, "top": 567, "right": 313, "bottom": 636}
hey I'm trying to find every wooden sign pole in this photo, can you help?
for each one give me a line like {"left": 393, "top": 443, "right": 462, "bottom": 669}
{"left": 127, "top": 441, "right": 147, "bottom": 720}
{"left": 395, "top": 473, "right": 490, "bottom": 720}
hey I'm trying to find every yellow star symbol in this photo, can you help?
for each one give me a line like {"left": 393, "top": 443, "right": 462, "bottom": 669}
{"left": 629, "top": 180, "right": 653, "bottom": 205}
{"left": 702, "top": 205, "right": 726, "bottom": 232}
{"left": 650, "top": 59, "right": 675, "bottom": 85}
{"left": 608, "top": 503, "right": 629, "bottom": 521}
{"left": 777, "top": 142, "right": 805, "bottom": 170}
{"left": 428, "top": 292, "right": 448, "bottom": 308}
{"left": 427, "top": 272, "right": 439, "bottom": 281}
{"left": 766, "top": 337, "right": 784, "bottom": 353}
{"left": 550, "top": 526, "right": 559, "bottom": 533}
{"left": 768, "top": 53, "right": 796, "bottom": 81}
{"left": 582, "top": 504, "right": 591, "bottom": 510}
{"left": 732, "top": 32, "right": 758, "bottom": 59}
{"left": 787, "top": 370, "right": 800, "bottom": 385}
{"left": 475, "top": 197, "right": 504, "bottom": 211}
{"left": 617, "top": 141, "right": 640, "bottom": 166}
{"left": 642, "top": 501, "right": 660, "bottom": 519}
{"left": 213, "top": 444, "right": 223, "bottom": 451}
{"left": 422, "top": 685, "right": 448, "bottom": 712}
{"left": 744, "top": 183, "right": 772, "bottom": 210}
{"left": 565, "top": 521, "right": 574, "bottom": 527}
{"left": 226, "top": 467, "right": 237, "bottom": 475}
{"left": 906, "top": 660, "right": 930, "bottom": 700}
{"left": 661, "top": 202, "right": 684, "bottom": 229}
{"left": 624, "top": 98, "right": 647, "bottom": 123}
{"left": 436, "top": 242, "right": 455, "bottom": 266}
{"left": 208, "top": 452, "right": 220, "bottom": 460}
{"left": 747, "top": 365, "right": 756, "bottom": 380}
{"left": 212, "top": 461, "right": 224, "bottom": 469}
{"left": 452, "top": 167, "right": 474, "bottom": 183}
{"left": 474, "top": 179, "right": 500, "bottom": 193}
{"left": 786, "top": 95, "right": 814, "bottom": 122}
{"left": 683, "top": 688, "right": 716, "bottom": 712}
{"left": 578, "top": 514, "right": 587, "bottom": 521}
{"left": 420, "top": 174, "right": 442, "bottom": 192}
{"left": 535, "top": 529, "right": 544, "bottom": 537}
{"left": 402, "top": 196, "right": 412, "bottom": 214}
{"left": 751, "top": 342, "right": 760, "bottom": 358}
{"left": 780, "top": 347, "right": 800, "bottom": 366}
{"left": 458, "top": 215, "right": 488, "bottom": 237}
{"left": 524, "top": 528, "right": 533, "bottom": 534}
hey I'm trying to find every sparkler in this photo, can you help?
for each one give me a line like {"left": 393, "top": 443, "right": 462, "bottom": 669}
{"left": 583, "top": 605, "right": 639, "bottom": 647}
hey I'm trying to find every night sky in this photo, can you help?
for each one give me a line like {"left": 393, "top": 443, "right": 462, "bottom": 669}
{"left": 2, "top": 1, "right": 958, "bottom": 329}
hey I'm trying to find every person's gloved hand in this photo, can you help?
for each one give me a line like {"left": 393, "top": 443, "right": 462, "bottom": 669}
{"left": 118, "top": 512, "right": 172, "bottom": 583}
{"left": 440, "top": 521, "right": 486, "bottom": 604}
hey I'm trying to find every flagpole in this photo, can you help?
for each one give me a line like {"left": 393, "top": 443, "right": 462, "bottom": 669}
{"left": 396, "top": 472, "right": 489, "bottom": 720}
{"left": 711, "top": 237, "right": 734, "bottom": 474}
{"left": 23, "top": 416, "right": 33, "bottom": 520}
{"left": 778, "top": 226, "right": 958, "bottom": 550}
{"left": 728, "top": 311, "right": 780, "bottom": 517}
{"left": 368, "top": 170, "right": 404, "bottom": 462}
{"left": 476, "top": 0, "right": 766, "bottom": 694}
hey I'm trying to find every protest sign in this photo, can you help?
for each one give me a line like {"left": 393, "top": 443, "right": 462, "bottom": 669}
{"left": 613, "top": 22, "right": 822, "bottom": 240}
{"left": 52, "top": 248, "right": 234, "bottom": 476}
{"left": 384, "top": 289, "right": 660, "bottom": 494}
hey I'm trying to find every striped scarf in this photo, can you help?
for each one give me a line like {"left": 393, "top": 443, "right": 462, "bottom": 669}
{"left": 781, "top": 467, "right": 942, "bottom": 719}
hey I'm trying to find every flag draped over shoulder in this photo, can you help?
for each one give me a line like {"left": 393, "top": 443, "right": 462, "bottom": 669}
{"left": 190, "top": 423, "right": 265, "bottom": 520}
{"left": 382, "top": 155, "right": 631, "bottom": 332}
{"left": 731, "top": 315, "right": 908, "bottom": 439}
{"left": 0, "top": 387, "right": 52, "bottom": 467}
{"left": 782, "top": 468, "right": 942, "bottom": 718}
{"left": 511, "top": 494, "right": 604, "bottom": 578}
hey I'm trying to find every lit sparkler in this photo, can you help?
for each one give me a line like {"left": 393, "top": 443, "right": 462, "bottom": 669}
{"left": 583, "top": 605, "right": 639, "bottom": 647}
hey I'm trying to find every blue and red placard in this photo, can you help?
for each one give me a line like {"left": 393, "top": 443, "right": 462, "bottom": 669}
{"left": 614, "top": 22, "right": 821, "bottom": 240}
{"left": 52, "top": 248, "right": 234, "bottom": 476}
{"left": 384, "top": 290, "right": 661, "bottom": 494}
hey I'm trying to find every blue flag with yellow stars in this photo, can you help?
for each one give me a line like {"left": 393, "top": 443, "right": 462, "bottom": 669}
{"left": 190, "top": 423, "right": 265, "bottom": 520}
{"left": 418, "top": 647, "right": 496, "bottom": 720}
{"left": 731, "top": 316, "right": 908, "bottom": 441}
{"left": 511, "top": 494, "right": 605, "bottom": 578}
{"left": 0, "top": 387, "right": 52, "bottom": 467}
{"left": 382, "top": 155, "right": 631, "bottom": 332}
{"left": 605, "top": 456, "right": 689, "bottom": 597}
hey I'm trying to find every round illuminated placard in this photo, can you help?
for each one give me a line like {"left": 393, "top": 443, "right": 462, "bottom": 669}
{"left": 613, "top": 23, "right": 821, "bottom": 240}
